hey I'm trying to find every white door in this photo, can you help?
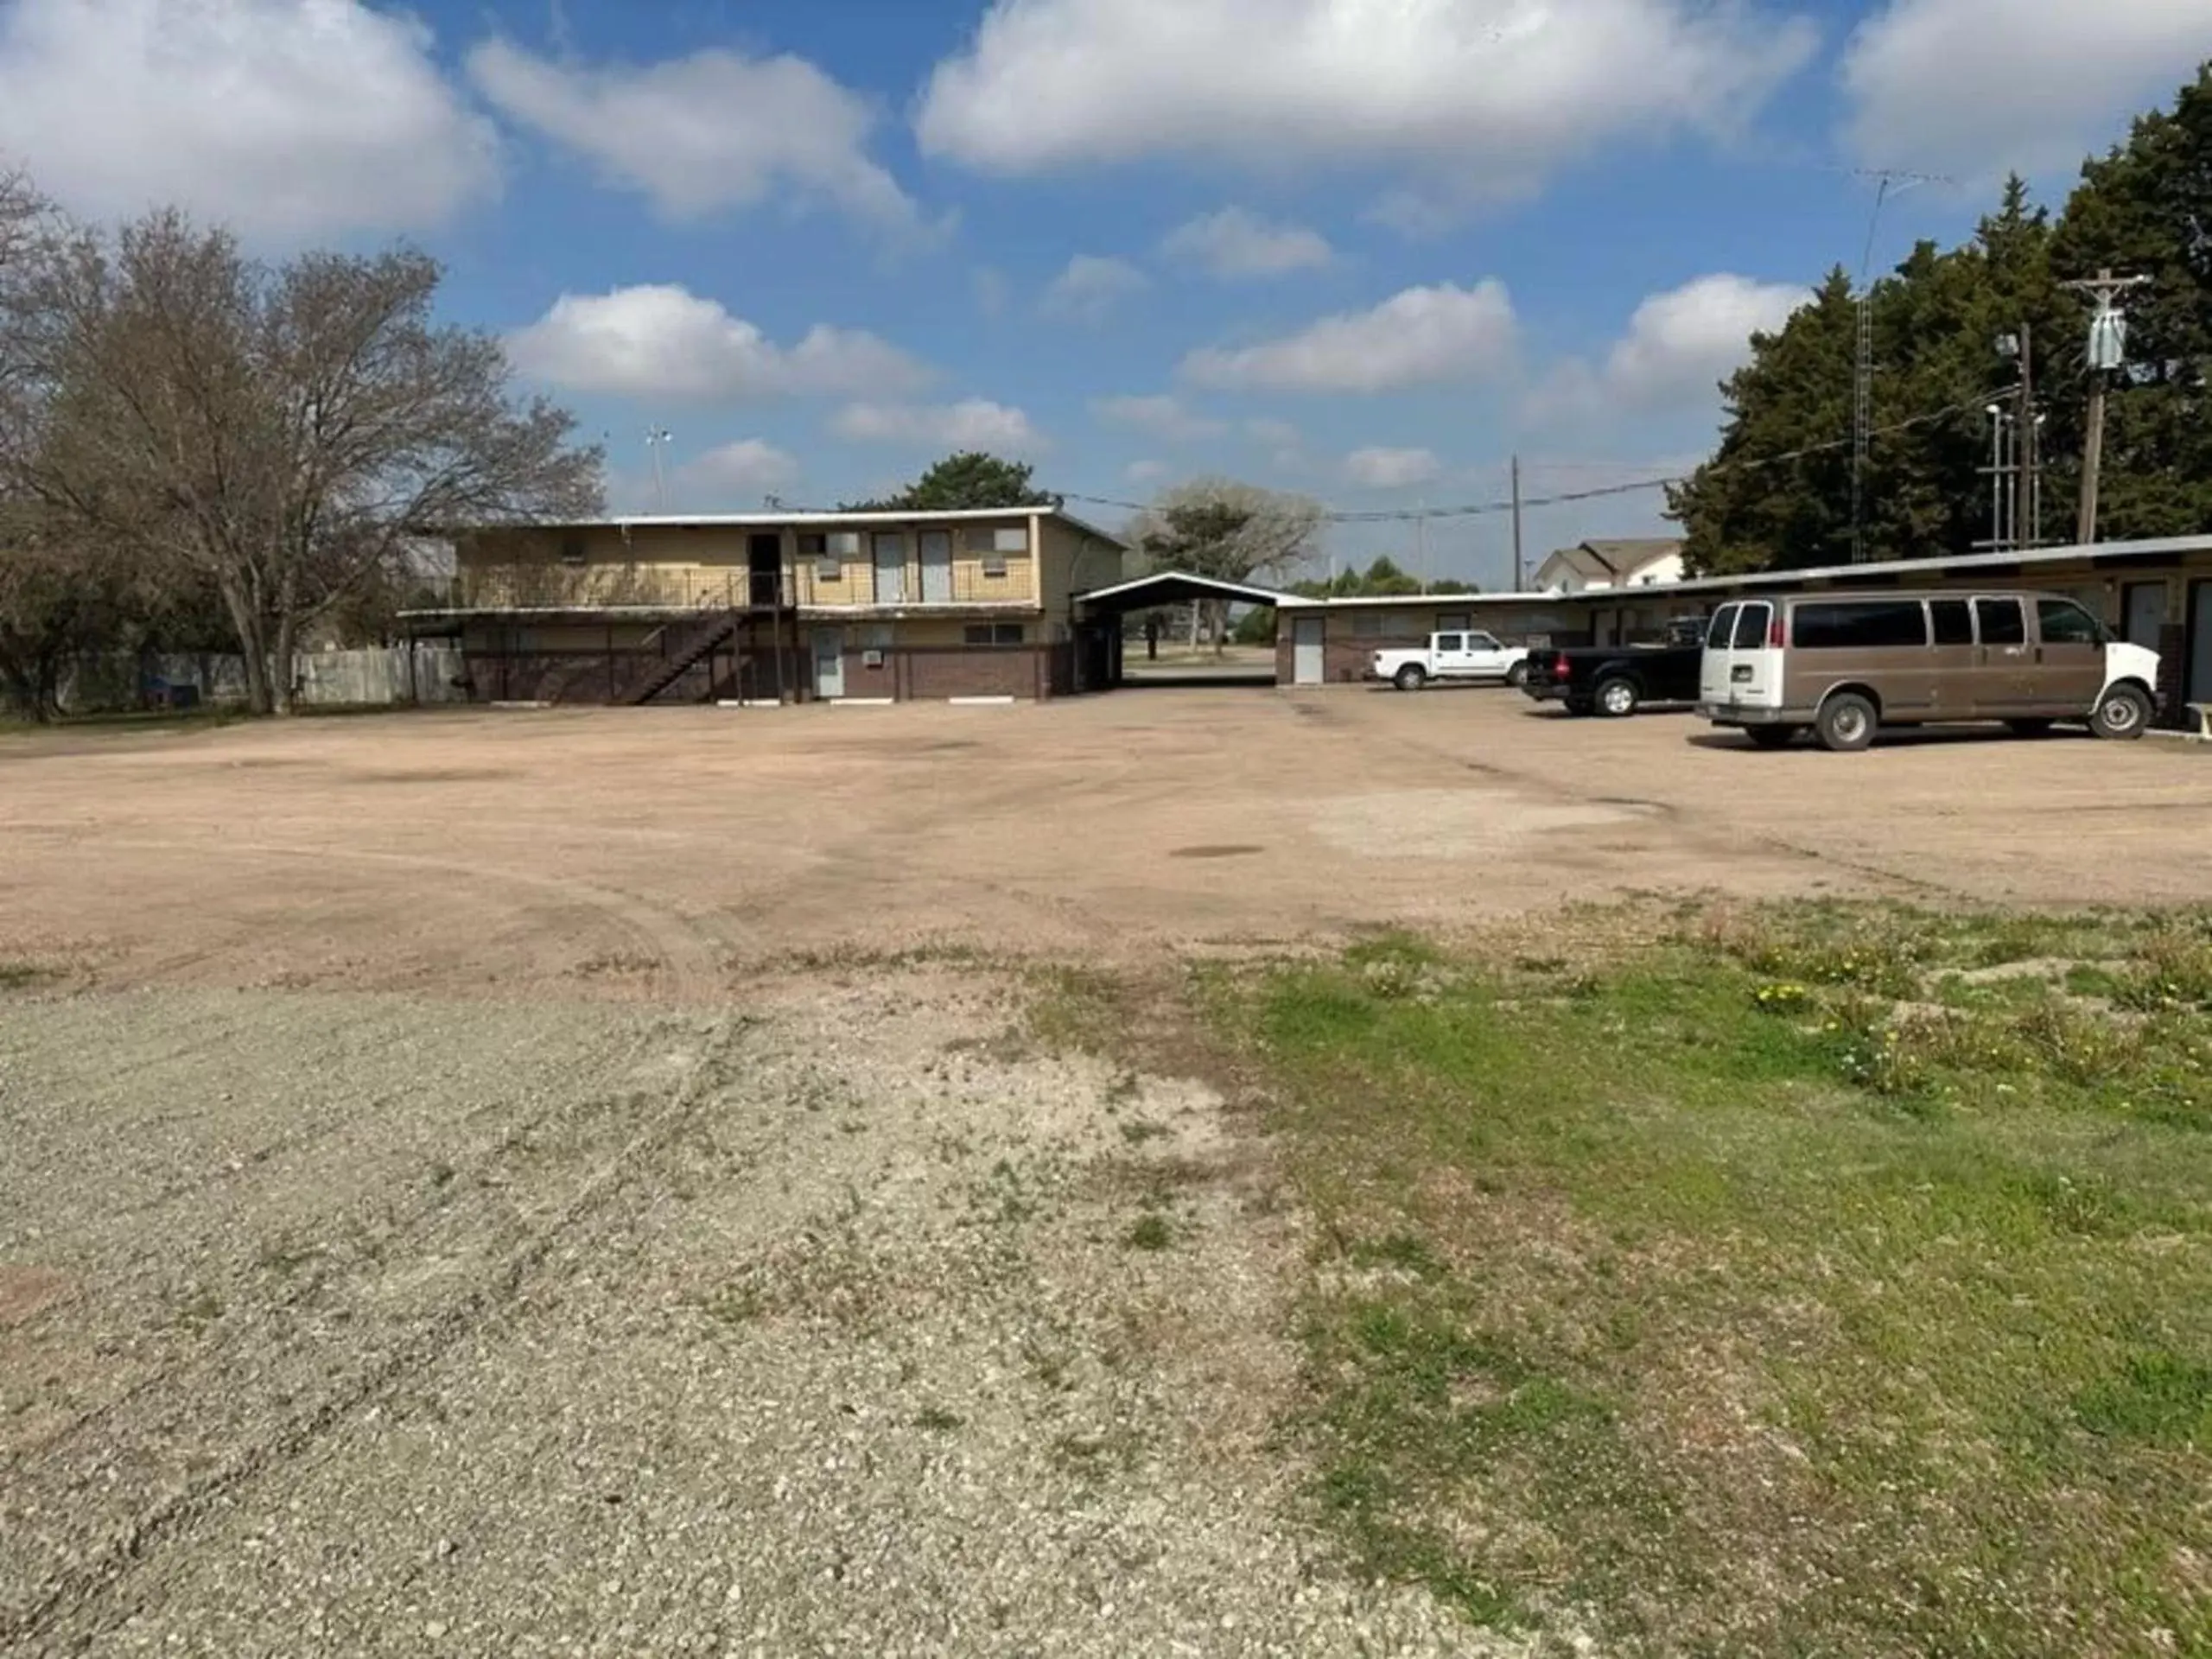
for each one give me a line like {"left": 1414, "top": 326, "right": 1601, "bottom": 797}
{"left": 813, "top": 627, "right": 845, "bottom": 700}
{"left": 1294, "top": 617, "right": 1325, "bottom": 685}
{"left": 873, "top": 534, "right": 906, "bottom": 605}
{"left": 1700, "top": 601, "right": 1781, "bottom": 711}
{"left": 1431, "top": 632, "right": 1468, "bottom": 677}
{"left": 1464, "top": 631, "right": 1513, "bottom": 677}
{"left": 918, "top": 531, "right": 953, "bottom": 603}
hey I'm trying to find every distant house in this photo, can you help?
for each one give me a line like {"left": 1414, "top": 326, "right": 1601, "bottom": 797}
{"left": 1535, "top": 538, "right": 1686, "bottom": 594}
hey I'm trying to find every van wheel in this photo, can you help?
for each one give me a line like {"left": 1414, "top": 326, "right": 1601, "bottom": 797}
{"left": 2007, "top": 718, "right": 2056, "bottom": 738}
{"left": 2090, "top": 683, "right": 2152, "bottom": 741}
{"left": 1745, "top": 726, "right": 1796, "bottom": 750}
{"left": 1815, "top": 691, "right": 1878, "bottom": 753}
{"left": 1505, "top": 661, "right": 1529, "bottom": 689}
{"left": 1395, "top": 664, "right": 1427, "bottom": 692}
{"left": 1595, "top": 677, "right": 1640, "bottom": 718}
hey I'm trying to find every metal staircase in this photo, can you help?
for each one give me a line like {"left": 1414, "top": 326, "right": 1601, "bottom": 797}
{"left": 618, "top": 610, "right": 741, "bottom": 705}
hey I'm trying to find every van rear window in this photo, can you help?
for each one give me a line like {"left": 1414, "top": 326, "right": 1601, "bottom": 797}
{"left": 1791, "top": 601, "right": 1929, "bottom": 650}
{"left": 1732, "top": 603, "right": 1772, "bottom": 649}
{"left": 1705, "top": 605, "right": 1738, "bottom": 649}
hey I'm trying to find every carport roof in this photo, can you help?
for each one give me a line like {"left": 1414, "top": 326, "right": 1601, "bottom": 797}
{"left": 1072, "top": 570, "right": 1295, "bottom": 612}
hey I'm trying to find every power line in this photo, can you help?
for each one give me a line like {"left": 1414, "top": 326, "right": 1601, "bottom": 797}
{"left": 1055, "top": 391, "right": 1999, "bottom": 526}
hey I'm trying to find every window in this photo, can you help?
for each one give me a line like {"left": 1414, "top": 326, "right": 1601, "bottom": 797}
{"left": 1792, "top": 601, "right": 1928, "bottom": 650}
{"left": 963, "top": 622, "right": 1025, "bottom": 646}
{"left": 559, "top": 534, "right": 588, "bottom": 567}
{"left": 1974, "top": 597, "right": 2027, "bottom": 645}
{"left": 2037, "top": 598, "right": 2104, "bottom": 646}
{"left": 1434, "top": 634, "right": 1465, "bottom": 653}
{"left": 1706, "top": 604, "right": 1739, "bottom": 649}
{"left": 1467, "top": 632, "right": 1502, "bottom": 652}
{"left": 1732, "top": 603, "right": 1771, "bottom": 650}
{"left": 1930, "top": 599, "right": 1974, "bottom": 645}
{"left": 1436, "top": 613, "right": 1471, "bottom": 633}
{"left": 859, "top": 625, "right": 895, "bottom": 651}
{"left": 1350, "top": 611, "right": 1397, "bottom": 638}
{"left": 826, "top": 531, "right": 861, "bottom": 557}
{"left": 798, "top": 536, "right": 842, "bottom": 585}
{"left": 993, "top": 527, "right": 1029, "bottom": 554}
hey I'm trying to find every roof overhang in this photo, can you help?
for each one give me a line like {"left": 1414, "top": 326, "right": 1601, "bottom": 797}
{"left": 1072, "top": 570, "right": 1294, "bottom": 613}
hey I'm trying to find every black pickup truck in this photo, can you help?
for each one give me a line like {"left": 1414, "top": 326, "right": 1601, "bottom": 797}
{"left": 1519, "top": 617, "right": 1708, "bottom": 717}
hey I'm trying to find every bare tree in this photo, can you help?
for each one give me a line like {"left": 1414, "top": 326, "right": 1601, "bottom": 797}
{"left": 29, "top": 212, "right": 601, "bottom": 713}
{"left": 1128, "top": 477, "right": 1325, "bottom": 651}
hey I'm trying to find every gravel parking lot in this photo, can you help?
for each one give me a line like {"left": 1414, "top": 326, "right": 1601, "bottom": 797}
{"left": 3, "top": 690, "right": 2205, "bottom": 1653}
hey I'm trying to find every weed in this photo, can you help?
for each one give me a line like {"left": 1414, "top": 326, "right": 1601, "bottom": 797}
{"left": 912, "top": 1405, "right": 964, "bottom": 1433}
{"left": 1118, "top": 1119, "right": 1168, "bottom": 1147}
{"left": 1124, "top": 1213, "right": 1174, "bottom": 1253}
{"left": 0, "top": 962, "right": 54, "bottom": 991}
{"left": 173, "top": 1288, "right": 225, "bottom": 1330}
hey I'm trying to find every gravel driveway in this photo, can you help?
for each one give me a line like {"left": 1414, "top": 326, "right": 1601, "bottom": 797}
{"left": 1, "top": 971, "right": 1504, "bottom": 1656}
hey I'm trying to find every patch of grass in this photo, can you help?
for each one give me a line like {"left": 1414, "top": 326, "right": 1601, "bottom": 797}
{"left": 912, "top": 1405, "right": 965, "bottom": 1433}
{"left": 1118, "top": 1118, "right": 1169, "bottom": 1147}
{"left": 1215, "top": 900, "right": 2212, "bottom": 1654}
{"left": 2075, "top": 1351, "right": 2212, "bottom": 1446}
{"left": 173, "top": 1288, "right": 225, "bottom": 1330}
{"left": 0, "top": 962, "right": 54, "bottom": 991}
{"left": 1123, "top": 1213, "right": 1174, "bottom": 1253}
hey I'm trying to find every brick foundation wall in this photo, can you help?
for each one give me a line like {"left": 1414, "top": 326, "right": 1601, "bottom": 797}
{"left": 898, "top": 646, "right": 1047, "bottom": 700}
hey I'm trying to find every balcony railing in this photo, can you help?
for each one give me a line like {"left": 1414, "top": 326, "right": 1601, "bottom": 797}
{"left": 797, "top": 563, "right": 1037, "bottom": 608}
{"left": 434, "top": 564, "right": 792, "bottom": 612}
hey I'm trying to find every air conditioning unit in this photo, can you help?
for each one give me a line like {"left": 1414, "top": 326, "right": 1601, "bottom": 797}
{"left": 863, "top": 649, "right": 886, "bottom": 669}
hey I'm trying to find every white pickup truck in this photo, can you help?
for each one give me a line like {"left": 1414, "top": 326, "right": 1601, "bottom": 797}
{"left": 1371, "top": 631, "right": 1531, "bottom": 692}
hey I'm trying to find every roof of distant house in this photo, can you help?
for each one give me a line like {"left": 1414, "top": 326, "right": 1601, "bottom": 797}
{"left": 1541, "top": 538, "right": 1685, "bottom": 583}
{"left": 437, "top": 505, "right": 1128, "bottom": 547}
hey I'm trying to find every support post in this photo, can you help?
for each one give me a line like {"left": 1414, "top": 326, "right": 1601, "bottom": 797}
{"left": 1510, "top": 454, "right": 1524, "bottom": 592}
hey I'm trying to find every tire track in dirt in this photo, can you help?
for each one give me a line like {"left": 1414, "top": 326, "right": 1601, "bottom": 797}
{"left": 2, "top": 1010, "right": 750, "bottom": 1651}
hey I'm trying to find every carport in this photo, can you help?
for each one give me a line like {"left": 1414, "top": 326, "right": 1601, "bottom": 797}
{"left": 1071, "top": 570, "right": 1295, "bottom": 689}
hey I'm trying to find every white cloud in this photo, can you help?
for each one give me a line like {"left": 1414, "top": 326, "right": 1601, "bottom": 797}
{"left": 468, "top": 38, "right": 918, "bottom": 227}
{"left": 1842, "top": 0, "right": 2209, "bottom": 180}
{"left": 1094, "top": 395, "right": 1227, "bottom": 442}
{"left": 1180, "top": 281, "right": 1518, "bottom": 394}
{"left": 677, "top": 439, "right": 802, "bottom": 496}
{"left": 1345, "top": 447, "right": 1442, "bottom": 489}
{"left": 918, "top": 0, "right": 1818, "bottom": 206}
{"left": 506, "top": 285, "right": 930, "bottom": 403}
{"left": 1532, "top": 272, "right": 1809, "bottom": 422}
{"left": 1161, "top": 207, "right": 1333, "bottom": 279}
{"left": 1039, "top": 254, "right": 1151, "bottom": 322}
{"left": 832, "top": 399, "right": 1047, "bottom": 454}
{"left": 1125, "top": 460, "right": 1172, "bottom": 486}
{"left": 1246, "top": 417, "right": 1301, "bottom": 448}
{"left": 0, "top": 0, "right": 495, "bottom": 242}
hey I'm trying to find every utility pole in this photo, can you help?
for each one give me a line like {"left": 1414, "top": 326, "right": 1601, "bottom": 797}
{"left": 1415, "top": 499, "right": 1430, "bottom": 594}
{"left": 1510, "top": 454, "right": 1525, "bottom": 591}
{"left": 2063, "top": 269, "right": 2151, "bottom": 546}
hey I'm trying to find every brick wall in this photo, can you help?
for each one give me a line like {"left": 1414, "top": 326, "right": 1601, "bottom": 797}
{"left": 896, "top": 646, "right": 1048, "bottom": 701}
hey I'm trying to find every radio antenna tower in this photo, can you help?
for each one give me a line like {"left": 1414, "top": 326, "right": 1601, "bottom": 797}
{"left": 1849, "top": 168, "right": 1949, "bottom": 563}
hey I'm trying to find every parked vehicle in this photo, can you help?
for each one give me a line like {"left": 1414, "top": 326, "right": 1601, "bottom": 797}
{"left": 1698, "top": 590, "right": 2161, "bottom": 753}
{"left": 1371, "top": 631, "right": 1531, "bottom": 691}
{"left": 1521, "top": 617, "right": 1707, "bottom": 717}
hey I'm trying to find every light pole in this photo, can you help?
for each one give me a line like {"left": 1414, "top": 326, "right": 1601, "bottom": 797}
{"left": 645, "top": 429, "right": 673, "bottom": 512}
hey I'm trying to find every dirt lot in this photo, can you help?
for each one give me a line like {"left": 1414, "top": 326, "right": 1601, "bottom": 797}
{"left": 2, "top": 690, "right": 2207, "bottom": 1655}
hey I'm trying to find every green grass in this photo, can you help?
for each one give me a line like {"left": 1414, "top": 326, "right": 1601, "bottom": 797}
{"left": 1223, "top": 902, "right": 2212, "bottom": 1654}
{"left": 0, "top": 963, "right": 54, "bottom": 991}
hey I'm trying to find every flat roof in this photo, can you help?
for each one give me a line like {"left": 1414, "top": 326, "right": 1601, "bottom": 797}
{"left": 1281, "top": 534, "right": 2212, "bottom": 612}
{"left": 442, "top": 505, "right": 1128, "bottom": 549}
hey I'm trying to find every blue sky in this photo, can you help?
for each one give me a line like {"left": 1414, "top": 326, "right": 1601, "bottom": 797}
{"left": 0, "top": 0, "right": 2202, "bottom": 587}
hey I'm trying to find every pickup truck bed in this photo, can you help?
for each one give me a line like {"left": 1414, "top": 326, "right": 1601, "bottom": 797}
{"left": 1521, "top": 638, "right": 1705, "bottom": 717}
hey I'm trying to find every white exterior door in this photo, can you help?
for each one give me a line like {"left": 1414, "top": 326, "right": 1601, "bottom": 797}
{"left": 918, "top": 531, "right": 953, "bottom": 603}
{"left": 1294, "top": 617, "right": 1325, "bottom": 685}
{"left": 2125, "top": 582, "right": 2166, "bottom": 650}
{"left": 1464, "top": 632, "right": 1512, "bottom": 677}
{"left": 873, "top": 534, "right": 906, "bottom": 605}
{"left": 813, "top": 627, "right": 846, "bottom": 700}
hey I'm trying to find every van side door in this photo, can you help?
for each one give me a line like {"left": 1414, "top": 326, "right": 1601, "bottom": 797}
{"left": 2031, "top": 598, "right": 2110, "bottom": 715}
{"left": 1973, "top": 597, "right": 2033, "bottom": 713}
{"left": 1929, "top": 598, "right": 1977, "bottom": 718}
